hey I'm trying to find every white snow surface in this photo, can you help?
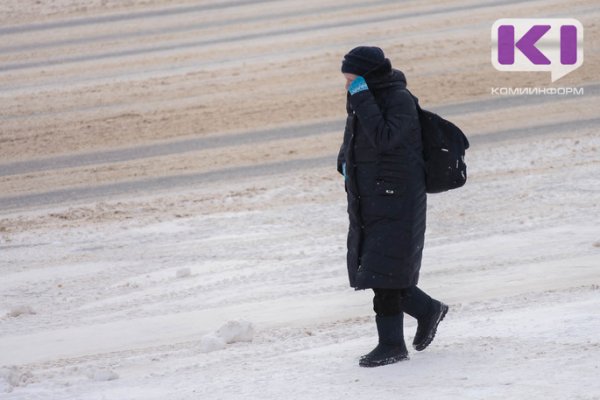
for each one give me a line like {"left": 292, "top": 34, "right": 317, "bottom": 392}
{"left": 5, "top": 306, "right": 36, "bottom": 319}
{"left": 84, "top": 368, "right": 119, "bottom": 382}
{"left": 1, "top": 125, "right": 599, "bottom": 399}
{"left": 175, "top": 268, "right": 192, "bottom": 279}
{"left": 215, "top": 320, "right": 255, "bottom": 344}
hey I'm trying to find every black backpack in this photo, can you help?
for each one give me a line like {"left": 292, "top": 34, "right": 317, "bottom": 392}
{"left": 407, "top": 91, "right": 470, "bottom": 194}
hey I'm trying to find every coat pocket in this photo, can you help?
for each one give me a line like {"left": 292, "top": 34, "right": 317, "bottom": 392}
{"left": 361, "top": 180, "right": 406, "bottom": 220}
{"left": 374, "top": 179, "right": 405, "bottom": 196}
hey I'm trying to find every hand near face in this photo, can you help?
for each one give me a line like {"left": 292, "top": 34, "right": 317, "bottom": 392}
{"left": 343, "top": 73, "right": 368, "bottom": 95}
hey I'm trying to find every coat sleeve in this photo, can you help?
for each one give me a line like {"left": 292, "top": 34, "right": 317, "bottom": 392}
{"left": 348, "top": 89, "right": 418, "bottom": 154}
{"left": 336, "top": 143, "right": 345, "bottom": 175}
{"left": 336, "top": 111, "right": 355, "bottom": 175}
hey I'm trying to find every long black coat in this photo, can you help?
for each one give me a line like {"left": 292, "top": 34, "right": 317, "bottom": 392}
{"left": 337, "top": 68, "right": 426, "bottom": 290}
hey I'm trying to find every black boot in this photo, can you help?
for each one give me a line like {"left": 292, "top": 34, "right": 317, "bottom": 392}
{"left": 400, "top": 286, "right": 448, "bottom": 351}
{"left": 412, "top": 299, "right": 448, "bottom": 351}
{"left": 359, "top": 314, "right": 409, "bottom": 368}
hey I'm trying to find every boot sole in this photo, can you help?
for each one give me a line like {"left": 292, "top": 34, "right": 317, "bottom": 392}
{"left": 413, "top": 303, "right": 448, "bottom": 352}
{"left": 359, "top": 353, "right": 409, "bottom": 368}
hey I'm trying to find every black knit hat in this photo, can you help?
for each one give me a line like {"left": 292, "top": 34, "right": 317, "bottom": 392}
{"left": 341, "top": 46, "right": 389, "bottom": 76}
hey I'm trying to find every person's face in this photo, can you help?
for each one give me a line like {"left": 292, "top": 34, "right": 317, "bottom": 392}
{"left": 343, "top": 73, "right": 358, "bottom": 91}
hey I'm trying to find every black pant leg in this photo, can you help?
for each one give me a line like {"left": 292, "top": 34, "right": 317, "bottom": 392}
{"left": 372, "top": 288, "right": 403, "bottom": 316}
{"left": 399, "top": 286, "right": 433, "bottom": 320}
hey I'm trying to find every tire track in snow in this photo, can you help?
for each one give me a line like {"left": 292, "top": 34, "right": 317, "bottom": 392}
{"left": 0, "top": 116, "right": 598, "bottom": 213}
{"left": 0, "top": 0, "right": 277, "bottom": 35}
{"left": 1, "top": 84, "right": 597, "bottom": 178}
{"left": 0, "top": 0, "right": 396, "bottom": 54}
{"left": 0, "top": 0, "right": 534, "bottom": 73}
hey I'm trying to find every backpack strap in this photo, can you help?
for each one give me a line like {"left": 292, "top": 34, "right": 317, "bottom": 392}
{"left": 398, "top": 89, "right": 426, "bottom": 171}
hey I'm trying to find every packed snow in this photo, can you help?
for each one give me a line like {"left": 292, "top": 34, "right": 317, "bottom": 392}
{"left": 1, "top": 125, "right": 599, "bottom": 399}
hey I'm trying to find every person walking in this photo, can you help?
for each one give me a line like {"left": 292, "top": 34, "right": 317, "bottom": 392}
{"left": 337, "top": 46, "right": 448, "bottom": 368}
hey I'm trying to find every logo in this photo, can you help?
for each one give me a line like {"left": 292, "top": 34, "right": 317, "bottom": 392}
{"left": 491, "top": 19, "right": 583, "bottom": 82}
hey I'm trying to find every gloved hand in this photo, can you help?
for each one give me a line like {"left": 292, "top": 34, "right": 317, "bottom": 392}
{"left": 348, "top": 76, "right": 368, "bottom": 95}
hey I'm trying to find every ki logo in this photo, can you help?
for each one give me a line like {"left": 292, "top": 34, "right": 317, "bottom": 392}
{"left": 491, "top": 19, "right": 584, "bottom": 82}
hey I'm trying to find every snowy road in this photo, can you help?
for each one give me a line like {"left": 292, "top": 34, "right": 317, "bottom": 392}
{"left": 1, "top": 86, "right": 598, "bottom": 211}
{"left": 2, "top": 83, "right": 599, "bottom": 178}
{"left": 1, "top": 125, "right": 599, "bottom": 398}
{"left": 0, "top": 0, "right": 533, "bottom": 73}
{"left": 1, "top": 115, "right": 599, "bottom": 212}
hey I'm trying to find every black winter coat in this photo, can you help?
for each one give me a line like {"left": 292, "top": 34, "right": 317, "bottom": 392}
{"left": 337, "top": 68, "right": 426, "bottom": 290}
